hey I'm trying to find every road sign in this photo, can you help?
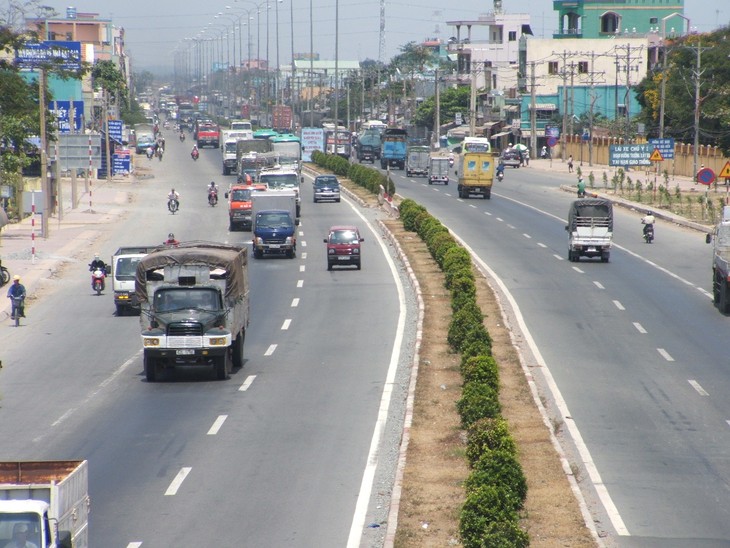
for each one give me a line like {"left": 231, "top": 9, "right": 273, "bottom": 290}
{"left": 546, "top": 126, "right": 559, "bottom": 138}
{"left": 107, "top": 120, "right": 123, "bottom": 143}
{"left": 15, "top": 41, "right": 82, "bottom": 70}
{"left": 547, "top": 136, "right": 558, "bottom": 147}
{"left": 649, "top": 148, "right": 664, "bottom": 162}
{"left": 58, "top": 134, "right": 102, "bottom": 170}
{"left": 608, "top": 144, "right": 652, "bottom": 167}
{"left": 648, "top": 138, "right": 675, "bottom": 159}
{"left": 697, "top": 167, "right": 716, "bottom": 186}
{"left": 719, "top": 161, "right": 730, "bottom": 179}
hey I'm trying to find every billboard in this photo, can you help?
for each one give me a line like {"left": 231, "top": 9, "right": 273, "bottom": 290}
{"left": 301, "top": 128, "right": 324, "bottom": 162}
{"left": 15, "top": 41, "right": 82, "bottom": 70}
{"left": 49, "top": 100, "right": 84, "bottom": 133}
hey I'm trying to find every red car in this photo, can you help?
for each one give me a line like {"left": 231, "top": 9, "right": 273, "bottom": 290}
{"left": 324, "top": 225, "right": 364, "bottom": 270}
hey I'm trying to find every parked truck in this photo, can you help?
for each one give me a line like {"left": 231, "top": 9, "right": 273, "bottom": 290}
{"left": 251, "top": 190, "right": 298, "bottom": 259}
{"left": 709, "top": 206, "right": 730, "bottom": 313}
{"left": 456, "top": 149, "right": 494, "bottom": 199}
{"left": 111, "top": 245, "right": 159, "bottom": 315}
{"left": 380, "top": 128, "right": 407, "bottom": 170}
{"left": 136, "top": 243, "right": 250, "bottom": 381}
{"left": 428, "top": 156, "right": 450, "bottom": 185}
{"left": 565, "top": 198, "right": 613, "bottom": 262}
{"left": 0, "top": 460, "right": 89, "bottom": 548}
{"left": 405, "top": 145, "right": 430, "bottom": 177}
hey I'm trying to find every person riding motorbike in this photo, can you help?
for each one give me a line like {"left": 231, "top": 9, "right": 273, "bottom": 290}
{"left": 495, "top": 161, "right": 505, "bottom": 181}
{"left": 146, "top": 145, "right": 154, "bottom": 160}
{"left": 207, "top": 181, "right": 218, "bottom": 205}
{"left": 540, "top": 145, "right": 549, "bottom": 159}
{"left": 448, "top": 152, "right": 455, "bottom": 167}
{"left": 191, "top": 145, "right": 199, "bottom": 160}
{"left": 179, "top": 130, "right": 186, "bottom": 142}
{"left": 641, "top": 211, "right": 655, "bottom": 238}
{"left": 89, "top": 253, "right": 107, "bottom": 291}
{"left": 164, "top": 233, "right": 180, "bottom": 247}
{"left": 168, "top": 188, "right": 180, "bottom": 212}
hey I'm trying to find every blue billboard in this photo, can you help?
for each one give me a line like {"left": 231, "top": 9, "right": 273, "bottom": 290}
{"left": 49, "top": 100, "right": 84, "bottom": 133}
{"left": 15, "top": 41, "right": 82, "bottom": 70}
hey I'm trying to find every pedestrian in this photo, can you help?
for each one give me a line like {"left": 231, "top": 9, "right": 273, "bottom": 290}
{"left": 568, "top": 155, "right": 574, "bottom": 173}
{"left": 577, "top": 176, "right": 586, "bottom": 197}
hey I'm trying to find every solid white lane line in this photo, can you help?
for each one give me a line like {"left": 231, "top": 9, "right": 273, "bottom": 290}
{"left": 207, "top": 415, "right": 227, "bottom": 435}
{"left": 165, "top": 467, "right": 191, "bottom": 496}
{"left": 239, "top": 375, "right": 256, "bottom": 391}
{"left": 297, "top": 280, "right": 304, "bottom": 288}
{"left": 613, "top": 301, "right": 625, "bottom": 310}
{"left": 633, "top": 322, "right": 647, "bottom": 334}
{"left": 594, "top": 281, "right": 605, "bottom": 289}
{"left": 282, "top": 319, "right": 292, "bottom": 330}
{"left": 572, "top": 267, "right": 585, "bottom": 274}
{"left": 688, "top": 380, "right": 709, "bottom": 396}
{"left": 291, "top": 298, "right": 300, "bottom": 307}
{"left": 264, "top": 344, "right": 277, "bottom": 356}
{"left": 657, "top": 348, "right": 674, "bottom": 362}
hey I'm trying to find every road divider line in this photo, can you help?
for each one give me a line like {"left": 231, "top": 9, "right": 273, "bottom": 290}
{"left": 301, "top": 240, "right": 307, "bottom": 247}
{"left": 282, "top": 319, "right": 292, "bottom": 330}
{"left": 297, "top": 280, "right": 304, "bottom": 288}
{"left": 291, "top": 298, "right": 300, "bottom": 307}
{"left": 553, "top": 254, "right": 564, "bottom": 261}
{"left": 239, "top": 375, "right": 256, "bottom": 391}
{"left": 299, "top": 265, "right": 305, "bottom": 272}
{"left": 657, "top": 348, "right": 674, "bottom": 362}
{"left": 469, "top": 204, "right": 477, "bottom": 208}
{"left": 537, "top": 242, "right": 547, "bottom": 248}
{"left": 688, "top": 380, "right": 709, "bottom": 396}
{"left": 126, "top": 543, "right": 142, "bottom": 548}
{"left": 613, "top": 300, "right": 625, "bottom": 310}
{"left": 264, "top": 344, "right": 277, "bottom": 356}
{"left": 207, "top": 415, "right": 227, "bottom": 435}
{"left": 302, "top": 252, "right": 307, "bottom": 259}
{"left": 523, "top": 233, "right": 532, "bottom": 239}
{"left": 594, "top": 281, "right": 605, "bottom": 289}
{"left": 572, "top": 266, "right": 585, "bottom": 273}
{"left": 633, "top": 322, "right": 647, "bottom": 334}
{"left": 165, "top": 467, "right": 191, "bottom": 496}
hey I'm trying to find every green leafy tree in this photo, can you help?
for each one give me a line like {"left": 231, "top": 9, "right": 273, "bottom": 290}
{"left": 413, "top": 85, "right": 470, "bottom": 128}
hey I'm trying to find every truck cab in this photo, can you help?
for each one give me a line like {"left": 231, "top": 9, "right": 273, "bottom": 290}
{"left": 225, "top": 183, "right": 267, "bottom": 231}
{"left": 111, "top": 246, "right": 158, "bottom": 315}
{"left": 258, "top": 168, "right": 303, "bottom": 218}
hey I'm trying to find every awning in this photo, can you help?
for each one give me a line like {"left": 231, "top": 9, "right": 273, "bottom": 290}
{"left": 490, "top": 131, "right": 513, "bottom": 140}
{"left": 530, "top": 103, "right": 557, "bottom": 111}
{"left": 504, "top": 105, "right": 519, "bottom": 112}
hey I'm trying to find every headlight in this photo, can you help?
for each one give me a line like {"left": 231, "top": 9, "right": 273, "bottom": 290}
{"left": 285, "top": 236, "right": 293, "bottom": 245}
{"left": 209, "top": 337, "right": 227, "bottom": 346}
{"left": 144, "top": 338, "right": 160, "bottom": 347}
{"left": 352, "top": 248, "right": 360, "bottom": 254}
{"left": 255, "top": 237, "right": 263, "bottom": 245}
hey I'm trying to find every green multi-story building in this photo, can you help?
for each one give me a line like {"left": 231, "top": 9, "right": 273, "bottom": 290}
{"left": 553, "top": 0, "right": 685, "bottom": 39}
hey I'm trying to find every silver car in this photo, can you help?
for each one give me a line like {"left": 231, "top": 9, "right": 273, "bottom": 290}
{"left": 313, "top": 175, "right": 341, "bottom": 203}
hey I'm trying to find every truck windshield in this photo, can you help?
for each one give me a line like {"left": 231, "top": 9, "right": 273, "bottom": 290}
{"left": 0, "top": 514, "right": 42, "bottom": 548}
{"left": 257, "top": 213, "right": 291, "bottom": 228}
{"left": 115, "top": 256, "right": 143, "bottom": 281}
{"left": 154, "top": 288, "right": 220, "bottom": 312}
{"left": 230, "top": 189, "right": 252, "bottom": 201}
{"left": 259, "top": 174, "right": 298, "bottom": 190}
{"left": 225, "top": 142, "right": 237, "bottom": 154}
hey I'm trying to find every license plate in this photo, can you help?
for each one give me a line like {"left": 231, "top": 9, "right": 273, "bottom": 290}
{"left": 176, "top": 349, "right": 195, "bottom": 355}
{"left": 338, "top": 256, "right": 350, "bottom": 261}
{"left": 268, "top": 244, "right": 281, "bottom": 249}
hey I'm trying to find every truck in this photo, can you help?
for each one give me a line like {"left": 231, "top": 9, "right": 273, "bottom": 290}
{"left": 565, "top": 198, "right": 613, "bottom": 263}
{"left": 380, "top": 128, "right": 408, "bottom": 170}
{"left": 456, "top": 150, "right": 494, "bottom": 199}
{"left": 133, "top": 123, "right": 155, "bottom": 155}
{"left": 111, "top": 245, "right": 159, "bottom": 315}
{"left": 225, "top": 182, "right": 267, "bottom": 231}
{"left": 356, "top": 129, "right": 381, "bottom": 163}
{"left": 221, "top": 130, "right": 253, "bottom": 175}
{"left": 251, "top": 190, "right": 298, "bottom": 259}
{"left": 136, "top": 243, "right": 250, "bottom": 381}
{"left": 272, "top": 105, "right": 293, "bottom": 132}
{"left": 236, "top": 139, "right": 272, "bottom": 175}
{"left": 237, "top": 151, "right": 279, "bottom": 184}
{"left": 270, "top": 134, "right": 302, "bottom": 174}
{"left": 0, "top": 460, "right": 89, "bottom": 548}
{"left": 428, "top": 156, "right": 450, "bottom": 185}
{"left": 258, "top": 167, "right": 302, "bottom": 218}
{"left": 196, "top": 120, "right": 220, "bottom": 148}
{"left": 405, "top": 145, "right": 430, "bottom": 177}
{"left": 709, "top": 206, "right": 730, "bottom": 312}
{"left": 230, "top": 119, "right": 253, "bottom": 132}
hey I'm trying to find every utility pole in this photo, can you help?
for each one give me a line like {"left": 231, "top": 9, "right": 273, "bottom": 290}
{"left": 39, "top": 68, "right": 49, "bottom": 238}
{"left": 691, "top": 38, "right": 710, "bottom": 181}
{"left": 529, "top": 61, "right": 537, "bottom": 160}
{"left": 469, "top": 63, "right": 477, "bottom": 136}
{"left": 552, "top": 49, "right": 575, "bottom": 161}
{"left": 433, "top": 68, "right": 440, "bottom": 148}
{"left": 569, "top": 61, "right": 575, "bottom": 137}
{"left": 613, "top": 43, "right": 643, "bottom": 143}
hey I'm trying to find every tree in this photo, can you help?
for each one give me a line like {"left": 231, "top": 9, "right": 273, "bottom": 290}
{"left": 413, "top": 85, "right": 470, "bottom": 129}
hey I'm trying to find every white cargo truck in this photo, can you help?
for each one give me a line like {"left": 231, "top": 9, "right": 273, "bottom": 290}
{"left": 111, "top": 245, "right": 159, "bottom": 315}
{"left": 0, "top": 460, "right": 89, "bottom": 548}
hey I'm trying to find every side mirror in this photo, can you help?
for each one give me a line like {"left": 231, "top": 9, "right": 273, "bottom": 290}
{"left": 454, "top": 171, "right": 458, "bottom": 176}
{"left": 323, "top": 238, "right": 328, "bottom": 243}
{"left": 706, "top": 233, "right": 712, "bottom": 244}
{"left": 359, "top": 238, "right": 365, "bottom": 242}
{"left": 565, "top": 225, "right": 569, "bottom": 232}
{"left": 300, "top": 177, "right": 304, "bottom": 184}
{"left": 224, "top": 192, "right": 229, "bottom": 199}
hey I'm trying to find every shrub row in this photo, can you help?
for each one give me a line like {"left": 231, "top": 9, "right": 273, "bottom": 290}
{"left": 399, "top": 198, "right": 529, "bottom": 547}
{"left": 311, "top": 151, "right": 395, "bottom": 196}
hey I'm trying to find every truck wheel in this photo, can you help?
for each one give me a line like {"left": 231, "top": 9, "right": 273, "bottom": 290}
{"left": 720, "top": 282, "right": 730, "bottom": 314}
{"left": 286, "top": 247, "right": 296, "bottom": 259}
{"left": 144, "top": 356, "right": 158, "bottom": 382}
{"left": 601, "top": 252, "right": 610, "bottom": 263}
{"left": 713, "top": 274, "right": 721, "bottom": 304}
{"left": 232, "top": 330, "right": 245, "bottom": 369}
{"left": 253, "top": 249, "right": 263, "bottom": 259}
{"left": 215, "top": 351, "right": 231, "bottom": 380}
{"left": 115, "top": 304, "right": 125, "bottom": 316}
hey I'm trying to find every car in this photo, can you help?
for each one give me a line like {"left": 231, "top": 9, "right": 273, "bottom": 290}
{"left": 500, "top": 149, "right": 522, "bottom": 168}
{"left": 324, "top": 225, "right": 364, "bottom": 270}
{"left": 313, "top": 175, "right": 341, "bottom": 203}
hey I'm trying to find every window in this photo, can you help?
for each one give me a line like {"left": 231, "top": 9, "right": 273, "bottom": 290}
{"left": 548, "top": 61, "right": 559, "bottom": 75}
{"left": 650, "top": 17, "right": 658, "bottom": 24}
{"left": 508, "top": 31, "right": 517, "bottom": 41}
{"left": 600, "top": 12, "right": 620, "bottom": 33}
{"left": 578, "top": 61, "right": 588, "bottom": 74}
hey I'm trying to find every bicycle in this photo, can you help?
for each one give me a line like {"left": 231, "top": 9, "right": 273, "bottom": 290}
{"left": 9, "top": 295, "right": 24, "bottom": 327}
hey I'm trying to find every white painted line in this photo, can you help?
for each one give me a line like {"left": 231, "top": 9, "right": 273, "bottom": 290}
{"left": 537, "top": 242, "right": 547, "bottom": 248}
{"left": 302, "top": 252, "right": 307, "bottom": 259}
{"left": 207, "top": 415, "right": 227, "bottom": 435}
{"left": 126, "top": 543, "right": 142, "bottom": 548}
{"left": 523, "top": 233, "right": 532, "bottom": 239}
{"left": 484, "top": 211, "right": 492, "bottom": 216}
{"left": 239, "top": 375, "right": 256, "bottom": 391}
{"left": 657, "top": 348, "right": 674, "bottom": 362}
{"left": 594, "top": 281, "right": 605, "bottom": 290}
{"left": 572, "top": 266, "right": 584, "bottom": 274}
{"left": 431, "top": 187, "right": 440, "bottom": 191}
{"left": 301, "top": 240, "right": 307, "bottom": 247}
{"left": 633, "top": 322, "right": 647, "bottom": 334}
{"left": 553, "top": 254, "right": 564, "bottom": 261}
{"left": 299, "top": 265, "right": 305, "bottom": 272}
{"left": 496, "top": 217, "right": 504, "bottom": 222}
{"left": 264, "top": 344, "right": 277, "bottom": 356}
{"left": 298, "top": 230, "right": 304, "bottom": 236}
{"left": 282, "top": 319, "right": 292, "bottom": 330}
{"left": 456, "top": 199, "right": 464, "bottom": 203}
{"left": 444, "top": 193, "right": 452, "bottom": 197}
{"left": 469, "top": 204, "right": 477, "bottom": 208}
{"left": 688, "top": 380, "right": 709, "bottom": 396}
{"left": 165, "top": 467, "right": 191, "bottom": 496}
{"left": 507, "top": 224, "right": 516, "bottom": 229}
{"left": 291, "top": 298, "right": 300, "bottom": 307}
{"left": 297, "top": 280, "right": 304, "bottom": 288}
{"left": 613, "top": 300, "right": 625, "bottom": 310}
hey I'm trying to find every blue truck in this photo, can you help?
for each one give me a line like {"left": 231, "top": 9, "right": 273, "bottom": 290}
{"left": 380, "top": 128, "right": 407, "bottom": 170}
{"left": 251, "top": 190, "right": 298, "bottom": 259}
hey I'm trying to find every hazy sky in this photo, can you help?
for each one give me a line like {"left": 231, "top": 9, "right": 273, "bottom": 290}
{"left": 38, "top": 0, "right": 726, "bottom": 74}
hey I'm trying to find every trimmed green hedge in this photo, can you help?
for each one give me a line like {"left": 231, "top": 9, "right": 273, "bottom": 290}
{"left": 311, "top": 151, "right": 395, "bottom": 196}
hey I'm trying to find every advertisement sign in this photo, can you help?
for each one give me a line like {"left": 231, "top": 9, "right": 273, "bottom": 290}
{"left": 647, "top": 138, "right": 675, "bottom": 159}
{"left": 107, "top": 120, "right": 123, "bottom": 143}
{"left": 49, "top": 100, "right": 84, "bottom": 133}
{"left": 112, "top": 150, "right": 131, "bottom": 175}
{"left": 301, "top": 127, "right": 325, "bottom": 162}
{"left": 15, "top": 41, "right": 82, "bottom": 70}
{"left": 608, "top": 144, "right": 652, "bottom": 167}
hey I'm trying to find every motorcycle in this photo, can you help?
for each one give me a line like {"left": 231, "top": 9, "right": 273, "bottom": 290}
{"left": 168, "top": 198, "right": 179, "bottom": 214}
{"left": 179, "top": 132, "right": 186, "bottom": 142}
{"left": 496, "top": 170, "right": 504, "bottom": 182}
{"left": 448, "top": 157, "right": 454, "bottom": 168}
{"left": 191, "top": 149, "right": 199, "bottom": 161}
{"left": 0, "top": 259, "right": 10, "bottom": 287}
{"left": 9, "top": 295, "right": 24, "bottom": 327}
{"left": 208, "top": 189, "right": 218, "bottom": 207}
{"left": 643, "top": 224, "right": 654, "bottom": 244}
{"left": 157, "top": 148, "right": 164, "bottom": 161}
{"left": 146, "top": 148, "right": 154, "bottom": 160}
{"left": 91, "top": 266, "right": 106, "bottom": 295}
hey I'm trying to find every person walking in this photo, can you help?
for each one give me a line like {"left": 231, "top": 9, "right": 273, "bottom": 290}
{"left": 568, "top": 155, "right": 574, "bottom": 173}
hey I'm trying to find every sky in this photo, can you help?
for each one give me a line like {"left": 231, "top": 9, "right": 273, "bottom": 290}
{"left": 36, "top": 0, "right": 727, "bottom": 75}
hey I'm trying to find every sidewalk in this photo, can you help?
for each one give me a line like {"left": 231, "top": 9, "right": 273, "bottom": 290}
{"left": 0, "top": 170, "right": 144, "bottom": 319}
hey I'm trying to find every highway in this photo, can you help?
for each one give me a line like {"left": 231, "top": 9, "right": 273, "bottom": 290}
{"left": 386, "top": 159, "right": 730, "bottom": 547}
{"left": 0, "top": 137, "right": 416, "bottom": 547}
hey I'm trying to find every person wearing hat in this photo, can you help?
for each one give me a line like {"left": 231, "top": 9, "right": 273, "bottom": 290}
{"left": 6, "top": 275, "right": 26, "bottom": 319}
{"left": 4, "top": 522, "right": 38, "bottom": 548}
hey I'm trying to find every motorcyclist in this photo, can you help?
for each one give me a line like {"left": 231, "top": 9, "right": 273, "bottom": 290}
{"left": 577, "top": 176, "right": 586, "bottom": 197}
{"left": 495, "top": 161, "right": 505, "bottom": 179}
{"left": 641, "top": 210, "right": 655, "bottom": 236}
{"left": 541, "top": 145, "right": 548, "bottom": 159}
{"left": 146, "top": 145, "right": 154, "bottom": 159}
{"left": 191, "top": 145, "right": 199, "bottom": 159}
{"left": 179, "top": 130, "right": 186, "bottom": 142}
{"left": 168, "top": 188, "right": 180, "bottom": 212}
{"left": 208, "top": 181, "right": 218, "bottom": 204}
{"left": 7, "top": 275, "right": 26, "bottom": 318}
{"left": 448, "top": 152, "right": 455, "bottom": 167}
{"left": 89, "top": 253, "right": 106, "bottom": 273}
{"left": 164, "top": 233, "right": 180, "bottom": 247}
